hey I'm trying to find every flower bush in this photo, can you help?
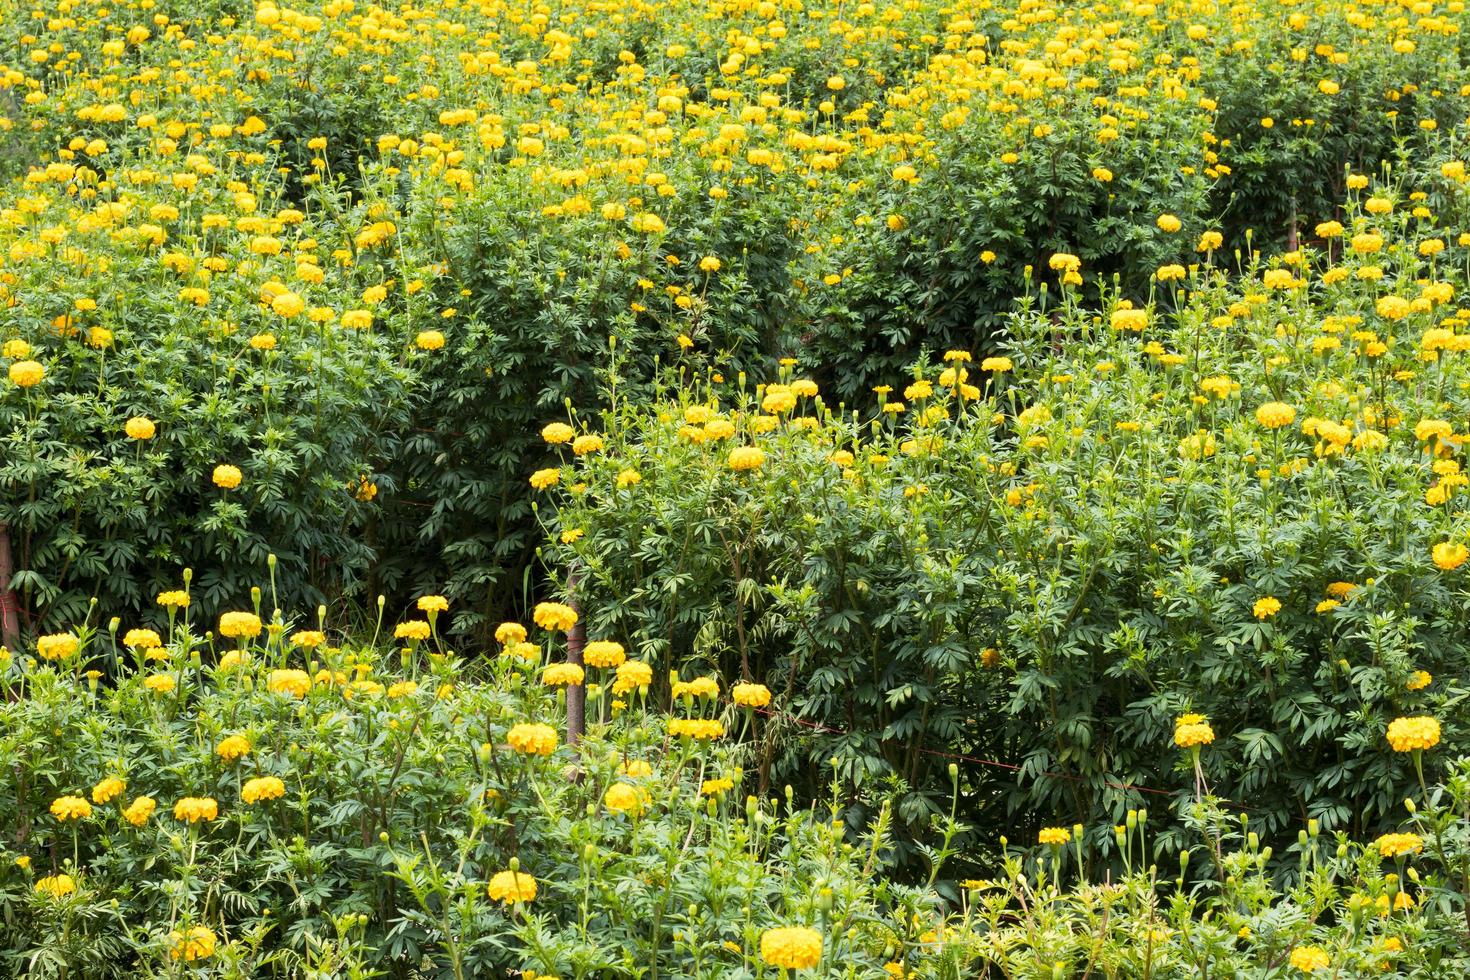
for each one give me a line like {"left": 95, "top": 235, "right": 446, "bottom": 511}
{"left": 3, "top": 597, "right": 1470, "bottom": 976}
{"left": 0, "top": 591, "right": 950, "bottom": 977}
{"left": 540, "top": 179, "right": 1470, "bottom": 861}
{"left": 4, "top": 0, "right": 1470, "bottom": 636}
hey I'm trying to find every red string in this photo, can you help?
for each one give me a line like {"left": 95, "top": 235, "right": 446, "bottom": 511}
{"left": 756, "top": 706, "right": 1187, "bottom": 801}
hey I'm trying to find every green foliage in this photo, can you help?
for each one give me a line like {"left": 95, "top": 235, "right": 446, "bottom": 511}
{"left": 0, "top": 221, "right": 415, "bottom": 628}
{"left": 0, "top": 605, "right": 946, "bottom": 979}
{"left": 542, "top": 188, "right": 1470, "bottom": 862}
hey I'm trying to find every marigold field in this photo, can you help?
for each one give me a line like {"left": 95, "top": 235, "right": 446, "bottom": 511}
{"left": 5, "top": 0, "right": 1470, "bottom": 974}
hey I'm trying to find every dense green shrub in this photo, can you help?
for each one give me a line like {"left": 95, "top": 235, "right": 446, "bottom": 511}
{"left": 541, "top": 186, "right": 1470, "bottom": 859}
{"left": 2, "top": 602, "right": 1469, "bottom": 977}
{"left": 0, "top": 149, "right": 415, "bottom": 628}
{"left": 5, "top": 0, "right": 1470, "bottom": 637}
{"left": 0, "top": 599, "right": 951, "bottom": 978}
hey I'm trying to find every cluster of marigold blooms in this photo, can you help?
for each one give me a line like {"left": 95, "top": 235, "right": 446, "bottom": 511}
{"left": 2, "top": 0, "right": 1460, "bottom": 393}
{"left": 1010, "top": 709, "right": 1437, "bottom": 974}
{"left": 500, "top": 598, "right": 772, "bottom": 755}
{"left": 20, "top": 586, "right": 816, "bottom": 965}
{"left": 528, "top": 164, "right": 1470, "bottom": 639}
{"left": 426, "top": 600, "right": 808, "bottom": 971}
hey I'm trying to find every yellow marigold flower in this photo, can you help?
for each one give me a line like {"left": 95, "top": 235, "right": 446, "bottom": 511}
{"left": 1407, "top": 671, "right": 1432, "bottom": 691}
{"left": 495, "top": 622, "right": 528, "bottom": 645}
{"left": 487, "top": 870, "right": 537, "bottom": 904}
{"left": 1377, "top": 295, "right": 1411, "bottom": 321}
{"left": 604, "top": 782, "right": 646, "bottom": 814}
{"left": 270, "top": 291, "right": 305, "bottom": 318}
{"left": 1038, "top": 827, "right": 1071, "bottom": 845}
{"left": 387, "top": 680, "right": 418, "bottom": 699}
{"left": 1048, "top": 252, "right": 1080, "bottom": 273}
{"left": 1253, "top": 596, "right": 1282, "bottom": 619}
{"left": 1289, "top": 946, "right": 1329, "bottom": 973}
{"left": 394, "top": 620, "right": 431, "bottom": 641}
{"left": 125, "top": 416, "right": 156, "bottom": 440}
{"left": 572, "top": 434, "right": 603, "bottom": 455}
{"left": 218, "top": 612, "right": 262, "bottom": 639}
{"left": 980, "top": 356, "right": 1013, "bottom": 372}
{"left": 671, "top": 676, "right": 719, "bottom": 699}
{"left": 36, "top": 874, "right": 76, "bottom": 899}
{"left": 1174, "top": 714, "right": 1215, "bottom": 748}
{"left": 2, "top": 339, "right": 31, "bottom": 359}
{"left": 533, "top": 601, "right": 578, "bottom": 632}
{"left": 169, "top": 926, "right": 217, "bottom": 961}
{"left": 594, "top": 745, "right": 641, "bottom": 778}
{"left": 415, "top": 330, "right": 445, "bottom": 351}
{"left": 503, "top": 640, "right": 540, "bottom": 662}
{"left": 614, "top": 660, "right": 653, "bottom": 694}
{"left": 1386, "top": 716, "right": 1440, "bottom": 752}
{"left": 123, "top": 628, "right": 161, "bottom": 649}
{"left": 216, "top": 734, "right": 251, "bottom": 762}
{"left": 267, "top": 669, "right": 311, "bottom": 699}
{"left": 733, "top": 682, "right": 772, "bottom": 707}
{"left": 668, "top": 718, "right": 724, "bottom": 740}
{"left": 218, "top": 651, "right": 251, "bottom": 671}
{"left": 51, "top": 795, "right": 93, "bottom": 821}
{"left": 616, "top": 469, "right": 642, "bottom": 488}
{"left": 37, "top": 633, "right": 79, "bottom": 660}
{"left": 1375, "top": 832, "right": 1423, "bottom": 859}
{"left": 92, "top": 776, "right": 126, "bottom": 805}
{"left": 507, "top": 722, "right": 558, "bottom": 756}
{"left": 530, "top": 467, "right": 561, "bottom": 489}
{"left": 1432, "top": 542, "right": 1468, "bottom": 571}
{"left": 123, "top": 796, "right": 156, "bottom": 827}
{"left": 760, "top": 927, "right": 822, "bottom": 970}
{"left": 173, "top": 797, "right": 219, "bottom": 823}
{"left": 1156, "top": 214, "right": 1181, "bottom": 233}
{"left": 1197, "top": 230, "right": 1223, "bottom": 251}
{"left": 1256, "top": 402, "right": 1296, "bottom": 429}
{"left": 212, "top": 464, "right": 242, "bottom": 489}
{"left": 144, "top": 674, "right": 175, "bottom": 694}
{"left": 728, "top": 446, "right": 766, "bottom": 472}
{"left": 8, "top": 360, "right": 45, "bottom": 387}
{"left": 1178, "top": 431, "right": 1216, "bottom": 460}
{"left": 241, "top": 776, "right": 286, "bottom": 804}
{"left": 291, "top": 630, "right": 325, "bottom": 649}
{"left": 901, "top": 380, "right": 933, "bottom": 404}
{"left": 406, "top": 595, "right": 446, "bottom": 620}
{"left": 584, "top": 640, "right": 626, "bottom": 668}
{"left": 1415, "top": 419, "right": 1452, "bottom": 442}
{"left": 543, "top": 663, "right": 585, "bottom": 687}
{"left": 157, "top": 590, "right": 190, "bottom": 609}
{"left": 701, "top": 776, "right": 735, "bottom": 797}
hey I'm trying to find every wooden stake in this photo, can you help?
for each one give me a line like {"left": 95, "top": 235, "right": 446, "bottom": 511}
{"left": 0, "top": 521, "right": 19, "bottom": 650}
{"left": 565, "top": 566, "right": 586, "bottom": 747}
